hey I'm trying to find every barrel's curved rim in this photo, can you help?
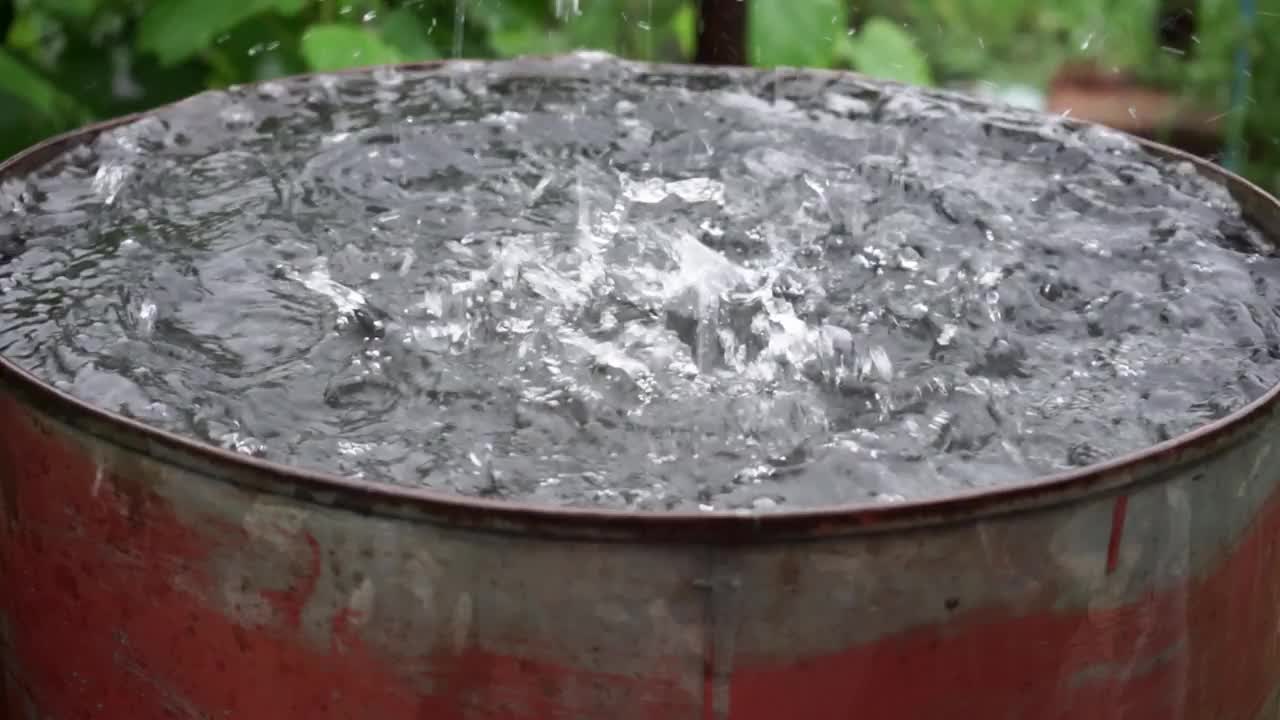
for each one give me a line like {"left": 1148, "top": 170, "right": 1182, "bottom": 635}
{"left": 3, "top": 57, "right": 1279, "bottom": 543}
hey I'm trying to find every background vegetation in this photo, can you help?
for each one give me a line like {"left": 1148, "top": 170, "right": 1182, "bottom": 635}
{"left": 1, "top": 0, "right": 1276, "bottom": 191}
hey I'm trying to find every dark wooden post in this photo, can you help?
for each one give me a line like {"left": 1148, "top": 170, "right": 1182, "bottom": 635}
{"left": 695, "top": 0, "right": 747, "bottom": 65}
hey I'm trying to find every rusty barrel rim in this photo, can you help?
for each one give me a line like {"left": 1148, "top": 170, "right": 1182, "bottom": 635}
{"left": 3, "top": 58, "right": 1279, "bottom": 542}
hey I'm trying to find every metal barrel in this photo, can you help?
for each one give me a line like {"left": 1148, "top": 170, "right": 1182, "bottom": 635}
{"left": 4, "top": 63, "right": 1280, "bottom": 720}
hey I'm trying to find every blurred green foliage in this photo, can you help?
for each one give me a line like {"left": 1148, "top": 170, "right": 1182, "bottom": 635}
{"left": 0, "top": 0, "right": 1276, "bottom": 191}
{"left": 871, "top": 0, "right": 1280, "bottom": 189}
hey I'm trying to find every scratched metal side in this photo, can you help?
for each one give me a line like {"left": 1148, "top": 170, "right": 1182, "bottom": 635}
{"left": 4, "top": 379, "right": 1280, "bottom": 719}
{"left": 723, "top": 401, "right": 1280, "bottom": 720}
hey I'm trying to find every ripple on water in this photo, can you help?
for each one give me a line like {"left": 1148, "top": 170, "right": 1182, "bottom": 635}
{"left": 1, "top": 55, "right": 1278, "bottom": 512}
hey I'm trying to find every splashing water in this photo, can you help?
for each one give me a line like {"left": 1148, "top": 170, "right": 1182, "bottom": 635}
{"left": 556, "top": 0, "right": 582, "bottom": 21}
{"left": 1, "top": 55, "right": 1279, "bottom": 512}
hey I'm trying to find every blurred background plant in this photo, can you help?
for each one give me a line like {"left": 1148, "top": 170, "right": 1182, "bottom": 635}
{"left": 1, "top": 0, "right": 1275, "bottom": 191}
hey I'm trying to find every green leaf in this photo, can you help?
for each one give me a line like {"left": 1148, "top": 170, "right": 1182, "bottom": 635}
{"left": 617, "top": 0, "right": 686, "bottom": 59}
{"left": 471, "top": 0, "right": 551, "bottom": 30}
{"left": 37, "top": 0, "right": 99, "bottom": 21}
{"left": 749, "top": 0, "right": 847, "bottom": 68}
{"left": 842, "top": 17, "right": 932, "bottom": 86}
{"left": 469, "top": 0, "right": 564, "bottom": 57}
{"left": 0, "top": 47, "right": 85, "bottom": 122}
{"left": 137, "top": 0, "right": 307, "bottom": 66}
{"left": 669, "top": 3, "right": 696, "bottom": 59}
{"left": 0, "top": 91, "right": 55, "bottom": 164}
{"left": 566, "top": 0, "right": 623, "bottom": 52}
{"left": 490, "top": 26, "right": 572, "bottom": 57}
{"left": 621, "top": 0, "right": 686, "bottom": 32}
{"left": 379, "top": 8, "right": 441, "bottom": 61}
{"left": 4, "top": 11, "right": 47, "bottom": 54}
{"left": 299, "top": 24, "right": 404, "bottom": 72}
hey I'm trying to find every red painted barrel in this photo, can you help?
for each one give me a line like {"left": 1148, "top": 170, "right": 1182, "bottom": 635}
{"left": 3, "top": 61, "right": 1280, "bottom": 720}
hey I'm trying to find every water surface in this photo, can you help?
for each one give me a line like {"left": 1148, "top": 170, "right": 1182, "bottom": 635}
{"left": 2, "top": 55, "right": 1277, "bottom": 511}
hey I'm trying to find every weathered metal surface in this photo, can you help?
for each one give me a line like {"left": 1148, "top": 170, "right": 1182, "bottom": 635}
{"left": 4, "top": 62, "right": 1280, "bottom": 719}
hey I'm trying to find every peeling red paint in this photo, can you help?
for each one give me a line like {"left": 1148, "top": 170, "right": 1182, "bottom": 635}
{"left": 730, "top": 482, "right": 1280, "bottom": 720}
{"left": 331, "top": 606, "right": 364, "bottom": 654}
{"left": 0, "top": 396, "right": 696, "bottom": 719}
{"left": 261, "top": 531, "right": 323, "bottom": 630}
{"left": 2, "top": 384, "right": 1280, "bottom": 719}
